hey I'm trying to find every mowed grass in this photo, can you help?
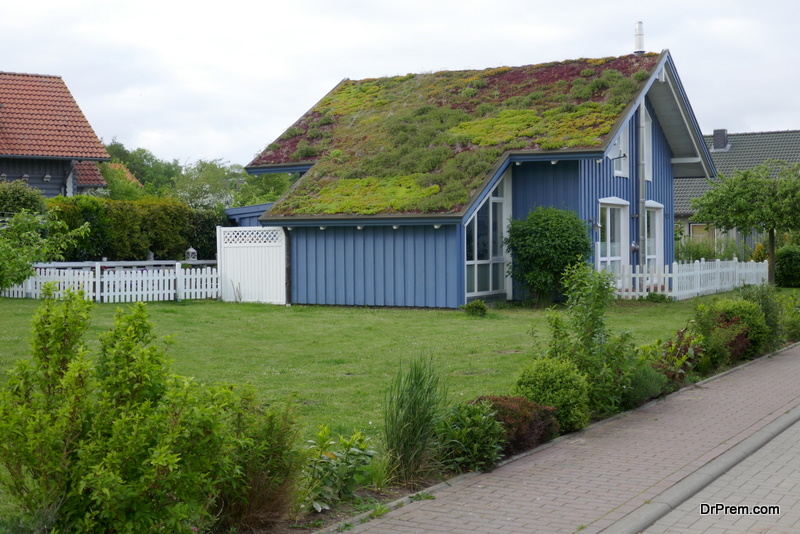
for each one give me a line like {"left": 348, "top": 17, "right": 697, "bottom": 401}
{"left": 0, "top": 295, "right": 714, "bottom": 438}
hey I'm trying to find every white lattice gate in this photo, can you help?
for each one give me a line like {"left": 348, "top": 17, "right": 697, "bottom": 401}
{"left": 216, "top": 226, "right": 287, "bottom": 304}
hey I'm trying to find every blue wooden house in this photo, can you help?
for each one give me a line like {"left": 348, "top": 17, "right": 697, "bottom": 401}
{"left": 246, "top": 50, "right": 713, "bottom": 308}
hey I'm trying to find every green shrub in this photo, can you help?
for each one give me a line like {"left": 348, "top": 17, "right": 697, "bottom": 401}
{"left": 649, "top": 325, "right": 704, "bottom": 386}
{"left": 48, "top": 195, "right": 112, "bottom": 260}
{"left": 0, "top": 180, "right": 46, "bottom": 214}
{"left": 301, "top": 426, "right": 375, "bottom": 513}
{"left": 461, "top": 299, "right": 488, "bottom": 317}
{"left": 383, "top": 357, "right": 447, "bottom": 487}
{"left": 620, "top": 362, "right": 668, "bottom": 410}
{"left": 0, "top": 287, "right": 301, "bottom": 532}
{"left": 546, "top": 262, "right": 639, "bottom": 415}
{"left": 776, "top": 245, "right": 800, "bottom": 287}
{"left": 712, "top": 298, "right": 769, "bottom": 357}
{"left": 511, "top": 357, "right": 590, "bottom": 433}
{"left": 436, "top": 401, "right": 505, "bottom": 473}
{"left": 738, "top": 284, "right": 783, "bottom": 350}
{"left": 781, "top": 291, "right": 800, "bottom": 342}
{"left": 473, "top": 396, "right": 559, "bottom": 455}
{"left": 504, "top": 207, "right": 591, "bottom": 304}
{"left": 105, "top": 199, "right": 148, "bottom": 260}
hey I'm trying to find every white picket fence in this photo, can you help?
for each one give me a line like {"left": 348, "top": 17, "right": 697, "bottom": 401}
{"left": 613, "top": 258, "right": 769, "bottom": 301}
{"left": 1, "top": 261, "right": 219, "bottom": 303}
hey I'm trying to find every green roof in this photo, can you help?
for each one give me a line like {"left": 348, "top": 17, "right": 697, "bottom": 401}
{"left": 249, "top": 53, "right": 661, "bottom": 218}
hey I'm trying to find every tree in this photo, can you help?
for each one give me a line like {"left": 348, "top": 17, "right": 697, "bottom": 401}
{"left": 97, "top": 162, "right": 145, "bottom": 201}
{"left": 233, "top": 172, "right": 294, "bottom": 206}
{"left": 104, "top": 138, "right": 182, "bottom": 191}
{"left": 691, "top": 161, "right": 800, "bottom": 284}
{"left": 170, "top": 159, "right": 247, "bottom": 209}
{"left": 504, "top": 207, "right": 592, "bottom": 304}
{"left": 0, "top": 211, "right": 87, "bottom": 291}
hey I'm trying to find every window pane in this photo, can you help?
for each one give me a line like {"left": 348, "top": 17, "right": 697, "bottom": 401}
{"left": 609, "top": 207, "right": 620, "bottom": 257}
{"left": 477, "top": 264, "right": 490, "bottom": 292}
{"left": 466, "top": 219, "right": 475, "bottom": 261}
{"left": 491, "top": 202, "right": 503, "bottom": 258}
{"left": 466, "top": 264, "right": 475, "bottom": 293}
{"left": 646, "top": 210, "right": 656, "bottom": 256}
{"left": 492, "top": 262, "right": 504, "bottom": 291}
{"left": 477, "top": 203, "right": 489, "bottom": 260}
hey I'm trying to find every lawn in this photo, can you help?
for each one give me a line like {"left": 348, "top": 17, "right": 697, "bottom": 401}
{"left": 0, "top": 295, "right": 709, "bottom": 438}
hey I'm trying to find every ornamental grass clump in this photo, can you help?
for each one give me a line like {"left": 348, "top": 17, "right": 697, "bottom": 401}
{"left": 383, "top": 357, "right": 447, "bottom": 488}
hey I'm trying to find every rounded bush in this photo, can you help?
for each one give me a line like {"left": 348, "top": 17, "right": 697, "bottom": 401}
{"left": 461, "top": 299, "right": 488, "bottom": 317}
{"left": 776, "top": 245, "right": 800, "bottom": 288}
{"left": 713, "top": 298, "right": 769, "bottom": 357}
{"left": 511, "top": 357, "right": 590, "bottom": 433}
{"left": 436, "top": 401, "right": 505, "bottom": 473}
{"left": 473, "top": 395, "right": 559, "bottom": 454}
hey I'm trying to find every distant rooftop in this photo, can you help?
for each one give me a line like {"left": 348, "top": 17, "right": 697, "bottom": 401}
{"left": 0, "top": 72, "right": 109, "bottom": 160}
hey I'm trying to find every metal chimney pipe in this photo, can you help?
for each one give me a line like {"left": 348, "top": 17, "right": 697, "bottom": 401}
{"left": 634, "top": 21, "right": 644, "bottom": 56}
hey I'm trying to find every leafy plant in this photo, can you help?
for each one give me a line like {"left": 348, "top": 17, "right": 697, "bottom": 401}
{"left": 461, "top": 299, "right": 488, "bottom": 317}
{"left": 472, "top": 396, "right": 559, "bottom": 455}
{"left": 545, "top": 262, "right": 639, "bottom": 415}
{"left": 0, "top": 287, "right": 301, "bottom": 533}
{"left": 738, "top": 284, "right": 784, "bottom": 351}
{"left": 302, "top": 426, "right": 376, "bottom": 513}
{"left": 780, "top": 291, "right": 800, "bottom": 342}
{"left": 776, "top": 245, "right": 800, "bottom": 287}
{"left": 511, "top": 357, "right": 590, "bottom": 433}
{"left": 620, "top": 362, "right": 668, "bottom": 410}
{"left": 383, "top": 357, "right": 447, "bottom": 487}
{"left": 504, "top": 207, "right": 592, "bottom": 305}
{"left": 436, "top": 401, "right": 505, "bottom": 473}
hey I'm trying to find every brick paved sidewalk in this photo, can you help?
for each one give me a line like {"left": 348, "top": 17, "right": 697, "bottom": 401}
{"left": 644, "top": 417, "right": 800, "bottom": 533}
{"left": 345, "top": 345, "right": 800, "bottom": 534}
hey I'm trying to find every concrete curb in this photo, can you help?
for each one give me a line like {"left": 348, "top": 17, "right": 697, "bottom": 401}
{"left": 601, "top": 405, "right": 800, "bottom": 534}
{"left": 600, "top": 344, "right": 800, "bottom": 533}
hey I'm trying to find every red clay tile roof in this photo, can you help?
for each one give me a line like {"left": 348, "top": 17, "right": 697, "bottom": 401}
{"left": 74, "top": 161, "right": 107, "bottom": 187}
{"left": 0, "top": 72, "right": 109, "bottom": 159}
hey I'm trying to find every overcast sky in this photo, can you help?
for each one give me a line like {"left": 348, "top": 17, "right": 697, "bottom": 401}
{"left": 2, "top": 1, "right": 798, "bottom": 167}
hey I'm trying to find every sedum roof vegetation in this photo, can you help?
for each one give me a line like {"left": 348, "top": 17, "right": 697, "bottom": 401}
{"left": 251, "top": 53, "right": 660, "bottom": 217}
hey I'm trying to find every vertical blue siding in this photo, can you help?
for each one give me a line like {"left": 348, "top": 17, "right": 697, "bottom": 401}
{"left": 511, "top": 160, "right": 581, "bottom": 219}
{"left": 291, "top": 225, "right": 461, "bottom": 308}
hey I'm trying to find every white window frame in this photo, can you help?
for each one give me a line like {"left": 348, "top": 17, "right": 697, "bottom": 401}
{"left": 613, "top": 124, "right": 630, "bottom": 178}
{"left": 644, "top": 106, "right": 653, "bottom": 182}
{"left": 465, "top": 174, "right": 510, "bottom": 298}
{"left": 596, "top": 197, "right": 630, "bottom": 276}
{"left": 644, "top": 200, "right": 664, "bottom": 272}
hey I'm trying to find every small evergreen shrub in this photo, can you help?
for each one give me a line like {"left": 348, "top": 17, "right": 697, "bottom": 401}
{"left": 620, "top": 363, "right": 668, "bottom": 410}
{"left": 511, "top": 357, "right": 590, "bottom": 433}
{"left": 738, "top": 284, "right": 784, "bottom": 350}
{"left": 461, "top": 299, "right": 488, "bottom": 317}
{"left": 473, "top": 396, "right": 559, "bottom": 455}
{"left": 0, "top": 180, "right": 46, "bottom": 214}
{"left": 776, "top": 245, "right": 800, "bottom": 288}
{"left": 436, "top": 401, "right": 505, "bottom": 473}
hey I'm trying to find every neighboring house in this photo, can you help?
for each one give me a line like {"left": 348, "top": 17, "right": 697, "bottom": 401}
{"left": 74, "top": 160, "right": 108, "bottom": 194}
{"left": 0, "top": 72, "right": 110, "bottom": 198}
{"left": 675, "top": 129, "right": 800, "bottom": 246}
{"left": 246, "top": 49, "right": 713, "bottom": 308}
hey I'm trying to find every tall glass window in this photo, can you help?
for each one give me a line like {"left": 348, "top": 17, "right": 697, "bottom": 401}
{"left": 466, "top": 180, "right": 506, "bottom": 297}
{"left": 598, "top": 204, "right": 626, "bottom": 276}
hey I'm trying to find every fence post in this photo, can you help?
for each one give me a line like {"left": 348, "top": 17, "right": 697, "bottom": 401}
{"left": 95, "top": 262, "right": 102, "bottom": 303}
{"left": 176, "top": 262, "right": 183, "bottom": 302}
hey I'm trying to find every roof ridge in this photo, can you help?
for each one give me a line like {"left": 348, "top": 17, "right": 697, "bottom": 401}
{"left": 0, "top": 71, "right": 63, "bottom": 79}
